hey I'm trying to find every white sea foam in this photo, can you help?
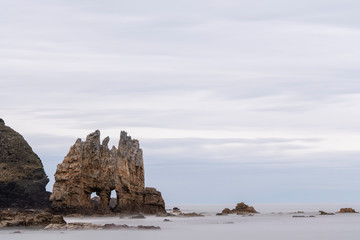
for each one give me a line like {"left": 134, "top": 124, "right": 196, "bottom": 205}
{"left": 1, "top": 204, "right": 360, "bottom": 240}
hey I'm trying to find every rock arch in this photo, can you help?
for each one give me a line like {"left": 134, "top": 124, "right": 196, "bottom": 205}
{"left": 50, "top": 130, "right": 165, "bottom": 215}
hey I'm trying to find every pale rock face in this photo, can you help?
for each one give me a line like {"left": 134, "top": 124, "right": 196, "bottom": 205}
{"left": 50, "top": 130, "right": 165, "bottom": 215}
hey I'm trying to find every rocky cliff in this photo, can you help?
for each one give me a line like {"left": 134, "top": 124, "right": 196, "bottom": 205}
{"left": 0, "top": 119, "right": 50, "bottom": 208}
{"left": 50, "top": 130, "right": 165, "bottom": 215}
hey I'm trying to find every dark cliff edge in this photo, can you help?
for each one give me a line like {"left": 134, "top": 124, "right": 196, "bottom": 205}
{"left": 0, "top": 118, "right": 50, "bottom": 209}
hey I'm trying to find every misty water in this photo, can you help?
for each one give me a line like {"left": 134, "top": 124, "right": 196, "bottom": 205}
{"left": 2, "top": 204, "right": 360, "bottom": 240}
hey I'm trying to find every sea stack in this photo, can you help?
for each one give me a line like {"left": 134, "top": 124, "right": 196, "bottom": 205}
{"left": 50, "top": 130, "right": 166, "bottom": 215}
{"left": 0, "top": 119, "right": 50, "bottom": 208}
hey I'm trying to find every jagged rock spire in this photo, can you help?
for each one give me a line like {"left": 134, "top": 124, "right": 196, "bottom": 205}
{"left": 50, "top": 130, "right": 165, "bottom": 215}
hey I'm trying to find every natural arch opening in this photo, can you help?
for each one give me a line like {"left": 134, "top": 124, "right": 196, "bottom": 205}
{"left": 90, "top": 192, "right": 100, "bottom": 210}
{"left": 109, "top": 189, "right": 118, "bottom": 211}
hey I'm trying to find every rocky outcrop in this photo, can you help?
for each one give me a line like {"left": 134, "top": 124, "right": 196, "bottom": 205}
{"left": 0, "top": 119, "right": 50, "bottom": 209}
{"left": 221, "top": 202, "right": 258, "bottom": 215}
{"left": 50, "top": 130, "right": 165, "bottom": 215}
{"left": 0, "top": 210, "right": 65, "bottom": 228}
{"left": 319, "top": 210, "right": 335, "bottom": 215}
{"left": 44, "top": 223, "right": 160, "bottom": 230}
{"left": 143, "top": 187, "right": 166, "bottom": 214}
{"left": 338, "top": 208, "right": 358, "bottom": 213}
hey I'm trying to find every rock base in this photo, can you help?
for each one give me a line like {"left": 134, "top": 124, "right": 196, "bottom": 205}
{"left": 44, "top": 223, "right": 160, "bottom": 230}
{"left": 0, "top": 210, "right": 65, "bottom": 228}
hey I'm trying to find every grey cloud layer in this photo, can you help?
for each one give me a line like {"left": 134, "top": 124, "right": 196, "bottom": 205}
{"left": 1, "top": 0, "right": 360, "bottom": 203}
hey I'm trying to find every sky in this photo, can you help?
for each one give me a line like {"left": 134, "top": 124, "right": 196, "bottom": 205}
{"left": 1, "top": 0, "right": 360, "bottom": 204}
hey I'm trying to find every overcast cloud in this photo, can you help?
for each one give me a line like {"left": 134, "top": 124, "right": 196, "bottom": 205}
{"left": 1, "top": 0, "right": 360, "bottom": 204}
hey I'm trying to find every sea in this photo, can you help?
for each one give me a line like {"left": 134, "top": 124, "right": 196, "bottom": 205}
{"left": 1, "top": 203, "right": 360, "bottom": 240}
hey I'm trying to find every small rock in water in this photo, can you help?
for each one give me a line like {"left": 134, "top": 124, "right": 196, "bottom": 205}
{"left": 319, "top": 211, "right": 335, "bottom": 215}
{"left": 290, "top": 211, "right": 304, "bottom": 214}
{"left": 221, "top": 202, "right": 258, "bottom": 215}
{"left": 130, "top": 214, "right": 146, "bottom": 219}
{"left": 338, "top": 208, "right": 358, "bottom": 213}
{"left": 13, "top": 231, "right": 21, "bottom": 234}
{"left": 137, "top": 225, "right": 161, "bottom": 230}
{"left": 163, "top": 219, "right": 171, "bottom": 222}
{"left": 178, "top": 212, "right": 204, "bottom": 217}
{"left": 292, "top": 215, "right": 315, "bottom": 218}
{"left": 172, "top": 207, "right": 181, "bottom": 214}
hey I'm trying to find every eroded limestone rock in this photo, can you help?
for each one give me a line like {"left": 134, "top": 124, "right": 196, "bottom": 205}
{"left": 0, "top": 119, "right": 50, "bottom": 209}
{"left": 50, "top": 130, "right": 165, "bottom": 215}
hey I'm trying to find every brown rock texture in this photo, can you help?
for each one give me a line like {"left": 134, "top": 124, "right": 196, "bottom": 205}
{"left": 221, "top": 208, "right": 231, "bottom": 214}
{"left": 0, "top": 119, "right": 50, "bottom": 209}
{"left": 319, "top": 210, "right": 335, "bottom": 215}
{"left": 221, "top": 202, "right": 258, "bottom": 215}
{"left": 143, "top": 187, "right": 166, "bottom": 214}
{"left": 50, "top": 130, "right": 165, "bottom": 215}
{"left": 0, "top": 210, "right": 65, "bottom": 228}
{"left": 338, "top": 208, "right": 358, "bottom": 213}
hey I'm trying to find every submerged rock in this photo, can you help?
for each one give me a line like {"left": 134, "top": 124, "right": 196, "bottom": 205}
{"left": 130, "top": 214, "right": 145, "bottom": 219}
{"left": 138, "top": 225, "right": 161, "bottom": 230}
{"left": 50, "top": 130, "right": 165, "bottom": 215}
{"left": 44, "top": 222, "right": 160, "bottom": 230}
{"left": 319, "top": 211, "right": 335, "bottom": 215}
{"left": 156, "top": 212, "right": 175, "bottom": 217}
{"left": 0, "top": 119, "right": 50, "bottom": 209}
{"left": 292, "top": 215, "right": 315, "bottom": 218}
{"left": 178, "top": 212, "right": 204, "bottom": 217}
